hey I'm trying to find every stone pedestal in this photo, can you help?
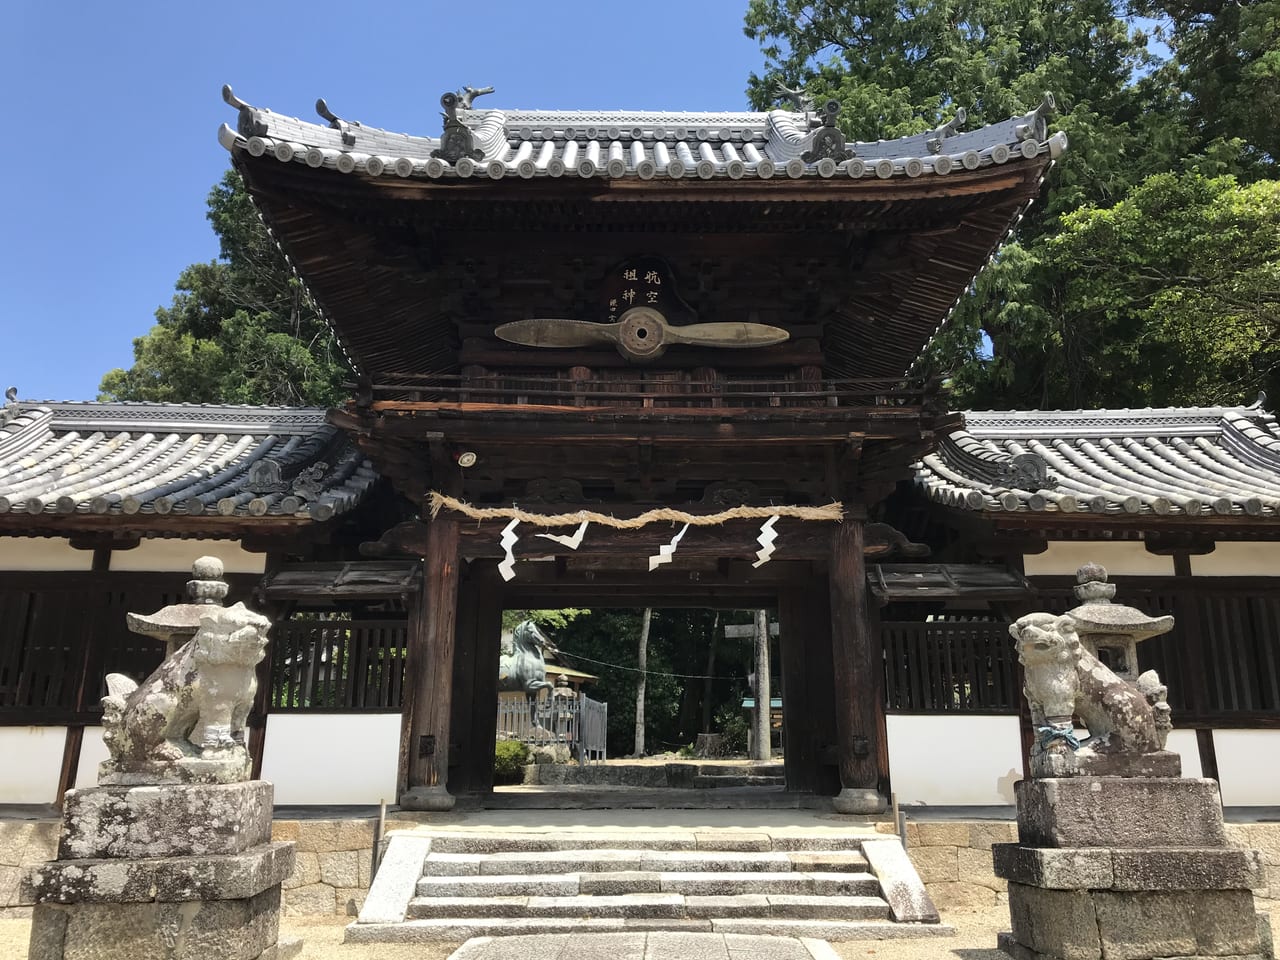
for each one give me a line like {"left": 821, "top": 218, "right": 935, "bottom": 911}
{"left": 22, "top": 781, "right": 298, "bottom": 960}
{"left": 994, "top": 777, "right": 1274, "bottom": 960}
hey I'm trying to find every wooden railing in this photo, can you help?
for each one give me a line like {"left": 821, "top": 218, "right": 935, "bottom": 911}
{"left": 496, "top": 692, "right": 608, "bottom": 763}
{"left": 269, "top": 618, "right": 407, "bottom": 712}
{"left": 359, "top": 374, "right": 937, "bottom": 410}
{"left": 881, "top": 620, "right": 1021, "bottom": 714}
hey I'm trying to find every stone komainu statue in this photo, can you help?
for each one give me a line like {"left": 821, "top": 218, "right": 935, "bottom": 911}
{"left": 100, "top": 601, "right": 271, "bottom": 784}
{"left": 1011, "top": 611, "right": 1172, "bottom": 778}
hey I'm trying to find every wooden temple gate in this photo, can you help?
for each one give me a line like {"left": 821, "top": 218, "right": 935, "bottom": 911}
{"left": 212, "top": 84, "right": 1061, "bottom": 812}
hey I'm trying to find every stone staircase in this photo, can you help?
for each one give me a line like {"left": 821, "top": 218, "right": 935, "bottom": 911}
{"left": 349, "top": 826, "right": 952, "bottom": 943}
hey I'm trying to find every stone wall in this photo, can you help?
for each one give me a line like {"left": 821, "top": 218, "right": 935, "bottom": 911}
{"left": 889, "top": 820, "right": 1279, "bottom": 911}
{"left": 0, "top": 821, "right": 58, "bottom": 917}
{"left": 271, "top": 818, "right": 377, "bottom": 917}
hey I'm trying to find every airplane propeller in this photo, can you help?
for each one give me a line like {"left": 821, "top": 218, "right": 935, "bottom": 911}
{"left": 493, "top": 307, "right": 790, "bottom": 362}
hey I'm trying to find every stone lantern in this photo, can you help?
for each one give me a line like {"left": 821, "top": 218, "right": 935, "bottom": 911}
{"left": 1065, "top": 561, "right": 1173, "bottom": 681}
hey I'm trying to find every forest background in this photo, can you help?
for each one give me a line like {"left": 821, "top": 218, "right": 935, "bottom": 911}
{"left": 99, "top": 1, "right": 1280, "bottom": 756}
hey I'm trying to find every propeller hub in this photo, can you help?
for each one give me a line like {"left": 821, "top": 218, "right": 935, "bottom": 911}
{"left": 617, "top": 307, "right": 669, "bottom": 360}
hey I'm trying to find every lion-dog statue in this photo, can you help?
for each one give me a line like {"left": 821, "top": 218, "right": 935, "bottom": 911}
{"left": 100, "top": 602, "right": 271, "bottom": 784}
{"left": 1011, "top": 612, "right": 1172, "bottom": 777}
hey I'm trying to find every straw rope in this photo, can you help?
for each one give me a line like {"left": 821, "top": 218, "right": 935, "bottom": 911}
{"left": 428, "top": 491, "right": 843, "bottom": 528}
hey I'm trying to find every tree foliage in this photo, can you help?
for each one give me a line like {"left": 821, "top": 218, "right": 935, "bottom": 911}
{"left": 550, "top": 608, "right": 759, "bottom": 758}
{"left": 745, "top": 0, "right": 1280, "bottom": 409}
{"left": 100, "top": 171, "right": 347, "bottom": 406}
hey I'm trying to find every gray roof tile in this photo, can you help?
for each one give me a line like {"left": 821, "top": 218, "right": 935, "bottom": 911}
{"left": 916, "top": 405, "right": 1280, "bottom": 518}
{"left": 0, "top": 401, "right": 375, "bottom": 522}
{"left": 217, "top": 90, "right": 1067, "bottom": 183}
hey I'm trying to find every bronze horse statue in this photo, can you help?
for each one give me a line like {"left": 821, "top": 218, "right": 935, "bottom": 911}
{"left": 499, "top": 620, "right": 558, "bottom": 728}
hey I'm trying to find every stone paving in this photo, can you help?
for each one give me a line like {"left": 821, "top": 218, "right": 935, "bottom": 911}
{"left": 444, "top": 931, "right": 842, "bottom": 960}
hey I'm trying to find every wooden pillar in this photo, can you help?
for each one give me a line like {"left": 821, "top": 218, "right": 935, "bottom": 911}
{"left": 468, "top": 563, "right": 504, "bottom": 795}
{"left": 751, "top": 609, "right": 772, "bottom": 760}
{"left": 828, "top": 518, "right": 887, "bottom": 813}
{"left": 400, "top": 517, "right": 461, "bottom": 810}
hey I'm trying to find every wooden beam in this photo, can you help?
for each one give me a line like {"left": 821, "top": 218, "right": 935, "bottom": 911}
{"left": 827, "top": 519, "right": 887, "bottom": 813}
{"left": 400, "top": 517, "right": 461, "bottom": 810}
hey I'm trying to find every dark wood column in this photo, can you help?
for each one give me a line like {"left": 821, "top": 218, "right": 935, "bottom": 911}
{"left": 399, "top": 517, "right": 461, "bottom": 810}
{"left": 448, "top": 560, "right": 504, "bottom": 795}
{"left": 828, "top": 517, "right": 888, "bottom": 813}
{"left": 780, "top": 576, "right": 839, "bottom": 795}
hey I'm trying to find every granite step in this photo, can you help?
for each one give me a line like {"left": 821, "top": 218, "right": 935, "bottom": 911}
{"left": 422, "top": 848, "right": 869, "bottom": 876}
{"left": 406, "top": 892, "right": 892, "bottom": 921}
{"left": 692, "top": 775, "right": 787, "bottom": 788}
{"left": 347, "top": 916, "right": 949, "bottom": 943}
{"left": 351, "top": 829, "right": 946, "bottom": 944}
{"left": 416, "top": 870, "right": 883, "bottom": 899}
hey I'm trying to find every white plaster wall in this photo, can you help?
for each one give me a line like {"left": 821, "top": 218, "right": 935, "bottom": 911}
{"left": 1164, "top": 728, "right": 1204, "bottom": 779}
{"left": 1024, "top": 541, "right": 1173, "bottom": 577}
{"left": 109, "top": 539, "right": 265, "bottom": 574}
{"left": 260, "top": 713, "right": 400, "bottom": 805}
{"left": 0, "top": 727, "right": 66, "bottom": 803}
{"left": 1191, "top": 542, "right": 1280, "bottom": 577}
{"left": 1213, "top": 730, "right": 1280, "bottom": 805}
{"left": 74, "top": 727, "right": 109, "bottom": 790}
{"left": 0, "top": 538, "right": 90, "bottom": 571}
{"left": 887, "top": 715, "right": 1023, "bottom": 805}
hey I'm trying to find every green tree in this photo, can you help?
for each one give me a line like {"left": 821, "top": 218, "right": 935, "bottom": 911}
{"left": 744, "top": 1, "right": 1277, "bottom": 408}
{"left": 100, "top": 171, "right": 347, "bottom": 406}
{"left": 1045, "top": 173, "right": 1280, "bottom": 406}
{"left": 1135, "top": 0, "right": 1280, "bottom": 174}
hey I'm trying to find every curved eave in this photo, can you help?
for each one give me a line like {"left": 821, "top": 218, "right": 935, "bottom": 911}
{"left": 0, "top": 401, "right": 378, "bottom": 528}
{"left": 915, "top": 405, "right": 1280, "bottom": 522}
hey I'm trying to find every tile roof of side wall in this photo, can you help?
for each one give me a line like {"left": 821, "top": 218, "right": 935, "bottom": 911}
{"left": 916, "top": 405, "right": 1280, "bottom": 518}
{"left": 218, "top": 87, "right": 1067, "bottom": 184}
{"left": 0, "top": 401, "right": 376, "bottom": 522}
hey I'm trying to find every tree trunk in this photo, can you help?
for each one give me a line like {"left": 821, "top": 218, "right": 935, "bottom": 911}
{"left": 633, "top": 607, "right": 652, "bottom": 757}
{"left": 753, "top": 608, "right": 772, "bottom": 761}
{"left": 702, "top": 612, "right": 720, "bottom": 734}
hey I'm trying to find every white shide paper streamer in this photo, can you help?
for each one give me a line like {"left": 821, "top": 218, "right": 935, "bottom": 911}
{"left": 498, "top": 518, "right": 520, "bottom": 582}
{"left": 536, "top": 520, "right": 589, "bottom": 549}
{"left": 752, "top": 515, "right": 780, "bottom": 568}
{"left": 648, "top": 523, "right": 690, "bottom": 572}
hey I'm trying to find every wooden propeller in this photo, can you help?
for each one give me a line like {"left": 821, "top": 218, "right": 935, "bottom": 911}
{"left": 494, "top": 307, "right": 790, "bottom": 362}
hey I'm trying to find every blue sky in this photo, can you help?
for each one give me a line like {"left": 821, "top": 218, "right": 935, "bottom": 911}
{"left": 1, "top": 1, "right": 762, "bottom": 401}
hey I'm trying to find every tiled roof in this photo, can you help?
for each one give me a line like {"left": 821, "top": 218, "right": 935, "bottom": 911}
{"left": 218, "top": 86, "right": 1067, "bottom": 183}
{"left": 916, "top": 404, "right": 1280, "bottom": 517}
{"left": 0, "top": 401, "right": 376, "bottom": 522}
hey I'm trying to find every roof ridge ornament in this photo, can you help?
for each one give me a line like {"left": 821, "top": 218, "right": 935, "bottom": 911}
{"left": 221, "top": 84, "right": 268, "bottom": 138}
{"left": 458, "top": 85, "right": 494, "bottom": 110}
{"left": 775, "top": 81, "right": 815, "bottom": 114}
{"left": 801, "top": 98, "right": 855, "bottom": 163}
{"left": 1015, "top": 92, "right": 1056, "bottom": 142}
{"left": 926, "top": 107, "right": 968, "bottom": 154}
{"left": 315, "top": 98, "right": 358, "bottom": 146}
{"left": 432, "top": 87, "right": 493, "bottom": 163}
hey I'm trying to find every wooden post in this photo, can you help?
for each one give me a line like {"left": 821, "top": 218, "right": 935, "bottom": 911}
{"left": 752, "top": 609, "right": 772, "bottom": 761}
{"left": 467, "top": 563, "right": 504, "bottom": 794}
{"left": 400, "top": 517, "right": 461, "bottom": 810}
{"left": 828, "top": 518, "right": 887, "bottom": 813}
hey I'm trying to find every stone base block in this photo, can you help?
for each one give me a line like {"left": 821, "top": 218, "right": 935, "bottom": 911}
{"left": 1005, "top": 882, "right": 1263, "bottom": 960}
{"left": 994, "top": 844, "right": 1267, "bottom": 892}
{"left": 99, "top": 754, "right": 252, "bottom": 787}
{"left": 1072, "top": 749, "right": 1182, "bottom": 779}
{"left": 28, "top": 884, "right": 282, "bottom": 960}
{"left": 399, "top": 786, "right": 455, "bottom": 812}
{"left": 59, "top": 781, "right": 273, "bottom": 860}
{"left": 23, "top": 842, "right": 294, "bottom": 905}
{"left": 832, "top": 788, "right": 886, "bottom": 815}
{"left": 1015, "top": 778, "right": 1227, "bottom": 849}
